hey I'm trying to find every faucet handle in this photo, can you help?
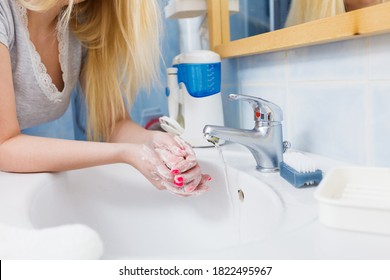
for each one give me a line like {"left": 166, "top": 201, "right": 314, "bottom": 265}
{"left": 228, "top": 93, "right": 283, "bottom": 122}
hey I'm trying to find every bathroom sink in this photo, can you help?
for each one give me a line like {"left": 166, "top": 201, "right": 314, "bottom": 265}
{"left": 29, "top": 150, "right": 285, "bottom": 259}
{"left": 4, "top": 144, "right": 390, "bottom": 259}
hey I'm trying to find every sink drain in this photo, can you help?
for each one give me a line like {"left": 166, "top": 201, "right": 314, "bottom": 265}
{"left": 238, "top": 189, "right": 245, "bottom": 202}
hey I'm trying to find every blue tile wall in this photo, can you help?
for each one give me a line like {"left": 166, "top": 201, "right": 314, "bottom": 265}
{"left": 221, "top": 33, "right": 390, "bottom": 167}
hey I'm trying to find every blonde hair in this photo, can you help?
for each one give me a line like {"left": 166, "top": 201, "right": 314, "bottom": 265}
{"left": 19, "top": 0, "right": 161, "bottom": 141}
{"left": 285, "top": 0, "right": 345, "bottom": 27}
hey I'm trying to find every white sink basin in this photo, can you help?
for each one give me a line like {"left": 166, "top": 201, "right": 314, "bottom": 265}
{"left": 2, "top": 144, "right": 390, "bottom": 259}
{"left": 29, "top": 153, "right": 285, "bottom": 259}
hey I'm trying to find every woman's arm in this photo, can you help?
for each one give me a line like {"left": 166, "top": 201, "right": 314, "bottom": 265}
{"left": 0, "top": 44, "right": 137, "bottom": 173}
{"left": 109, "top": 115, "right": 154, "bottom": 144}
{"left": 0, "top": 134, "right": 135, "bottom": 172}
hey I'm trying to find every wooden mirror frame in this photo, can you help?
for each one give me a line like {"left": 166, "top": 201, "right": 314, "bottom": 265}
{"left": 207, "top": 0, "right": 390, "bottom": 58}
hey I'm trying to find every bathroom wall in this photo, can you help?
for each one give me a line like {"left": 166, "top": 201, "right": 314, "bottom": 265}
{"left": 221, "top": 33, "right": 390, "bottom": 167}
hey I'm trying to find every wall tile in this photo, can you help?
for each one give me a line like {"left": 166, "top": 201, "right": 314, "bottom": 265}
{"left": 287, "top": 82, "right": 369, "bottom": 164}
{"left": 368, "top": 82, "right": 390, "bottom": 167}
{"left": 238, "top": 51, "right": 287, "bottom": 84}
{"left": 221, "top": 85, "right": 240, "bottom": 128}
{"left": 369, "top": 33, "right": 390, "bottom": 80}
{"left": 287, "top": 37, "right": 368, "bottom": 82}
{"left": 236, "top": 84, "right": 288, "bottom": 135}
{"left": 221, "top": 58, "right": 238, "bottom": 86}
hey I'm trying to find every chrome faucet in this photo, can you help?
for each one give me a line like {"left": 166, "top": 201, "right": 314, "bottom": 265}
{"left": 203, "top": 93, "right": 286, "bottom": 172}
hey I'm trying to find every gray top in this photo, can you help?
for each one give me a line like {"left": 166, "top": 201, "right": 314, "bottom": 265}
{"left": 0, "top": 0, "right": 82, "bottom": 129}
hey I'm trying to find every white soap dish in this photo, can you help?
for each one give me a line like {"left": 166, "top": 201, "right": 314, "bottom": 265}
{"left": 314, "top": 167, "right": 390, "bottom": 235}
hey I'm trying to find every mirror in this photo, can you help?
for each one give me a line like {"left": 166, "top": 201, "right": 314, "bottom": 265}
{"left": 228, "top": 0, "right": 390, "bottom": 40}
{"left": 230, "top": 0, "right": 292, "bottom": 41}
{"left": 285, "top": 0, "right": 389, "bottom": 27}
{"left": 207, "top": 0, "right": 390, "bottom": 58}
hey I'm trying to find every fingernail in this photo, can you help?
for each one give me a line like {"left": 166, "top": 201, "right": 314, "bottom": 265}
{"left": 174, "top": 181, "right": 184, "bottom": 187}
{"left": 171, "top": 169, "right": 180, "bottom": 174}
{"left": 188, "top": 186, "right": 195, "bottom": 192}
{"left": 176, "top": 176, "right": 184, "bottom": 183}
{"left": 174, "top": 176, "right": 184, "bottom": 185}
{"left": 207, "top": 177, "right": 212, "bottom": 181}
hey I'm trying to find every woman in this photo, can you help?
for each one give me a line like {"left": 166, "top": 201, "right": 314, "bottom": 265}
{"left": 0, "top": 0, "right": 209, "bottom": 196}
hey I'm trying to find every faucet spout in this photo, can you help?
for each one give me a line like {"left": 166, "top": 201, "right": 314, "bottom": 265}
{"left": 204, "top": 133, "right": 220, "bottom": 145}
{"left": 203, "top": 123, "right": 284, "bottom": 172}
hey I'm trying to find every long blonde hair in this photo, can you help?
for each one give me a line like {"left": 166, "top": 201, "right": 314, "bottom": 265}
{"left": 19, "top": 0, "right": 161, "bottom": 141}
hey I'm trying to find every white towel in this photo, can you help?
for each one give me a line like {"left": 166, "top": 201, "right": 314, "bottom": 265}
{"left": 0, "top": 223, "right": 103, "bottom": 259}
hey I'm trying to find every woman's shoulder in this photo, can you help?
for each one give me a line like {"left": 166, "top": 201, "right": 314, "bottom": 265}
{"left": 0, "top": 0, "right": 16, "bottom": 48}
{"left": 0, "top": 0, "right": 13, "bottom": 16}
{"left": 0, "top": 1, "right": 13, "bottom": 47}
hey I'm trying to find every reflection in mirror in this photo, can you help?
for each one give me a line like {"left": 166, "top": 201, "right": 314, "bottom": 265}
{"left": 230, "top": 0, "right": 291, "bottom": 41}
{"left": 344, "top": 0, "right": 387, "bottom": 11}
{"left": 286, "top": 0, "right": 389, "bottom": 27}
{"left": 229, "top": 0, "right": 389, "bottom": 41}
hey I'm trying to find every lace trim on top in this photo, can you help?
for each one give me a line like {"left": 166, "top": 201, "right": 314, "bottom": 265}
{"left": 16, "top": 1, "right": 69, "bottom": 103}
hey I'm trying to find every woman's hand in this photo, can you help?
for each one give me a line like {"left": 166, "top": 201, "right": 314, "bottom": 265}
{"left": 134, "top": 131, "right": 211, "bottom": 196}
